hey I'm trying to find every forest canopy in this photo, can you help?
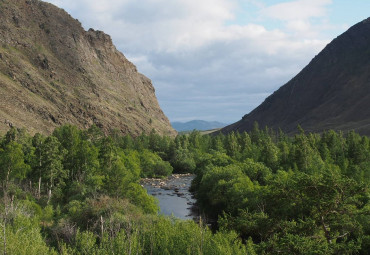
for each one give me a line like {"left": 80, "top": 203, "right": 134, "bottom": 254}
{"left": 0, "top": 124, "right": 369, "bottom": 254}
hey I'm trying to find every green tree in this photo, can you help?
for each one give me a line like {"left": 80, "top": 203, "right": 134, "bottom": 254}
{"left": 225, "top": 132, "right": 240, "bottom": 158}
{"left": 211, "top": 134, "right": 225, "bottom": 153}
{"left": 31, "top": 133, "right": 46, "bottom": 199}
{"left": 40, "top": 136, "right": 66, "bottom": 204}
{"left": 171, "top": 148, "right": 196, "bottom": 173}
{"left": 259, "top": 137, "right": 279, "bottom": 171}
{"left": 53, "top": 125, "right": 82, "bottom": 181}
{"left": 0, "top": 141, "right": 30, "bottom": 194}
{"left": 139, "top": 150, "right": 172, "bottom": 178}
{"left": 126, "top": 183, "right": 158, "bottom": 214}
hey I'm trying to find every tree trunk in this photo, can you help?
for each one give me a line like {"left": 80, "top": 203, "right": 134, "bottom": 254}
{"left": 38, "top": 177, "right": 41, "bottom": 199}
{"left": 3, "top": 217, "right": 6, "bottom": 255}
{"left": 2, "top": 181, "right": 8, "bottom": 255}
{"left": 321, "top": 216, "right": 332, "bottom": 244}
{"left": 47, "top": 177, "right": 53, "bottom": 205}
{"left": 47, "top": 188, "right": 52, "bottom": 205}
{"left": 100, "top": 215, "right": 104, "bottom": 240}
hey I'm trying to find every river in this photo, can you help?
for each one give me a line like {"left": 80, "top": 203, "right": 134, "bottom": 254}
{"left": 141, "top": 174, "right": 198, "bottom": 220}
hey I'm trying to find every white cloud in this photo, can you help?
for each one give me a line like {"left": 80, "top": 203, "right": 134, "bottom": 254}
{"left": 44, "top": 0, "right": 336, "bottom": 123}
{"left": 260, "top": 0, "right": 334, "bottom": 38}
{"left": 261, "top": 0, "right": 332, "bottom": 21}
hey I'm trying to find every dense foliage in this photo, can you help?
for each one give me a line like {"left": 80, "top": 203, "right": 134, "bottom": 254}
{"left": 189, "top": 126, "right": 370, "bottom": 254}
{"left": 0, "top": 125, "right": 250, "bottom": 254}
{"left": 0, "top": 124, "right": 369, "bottom": 254}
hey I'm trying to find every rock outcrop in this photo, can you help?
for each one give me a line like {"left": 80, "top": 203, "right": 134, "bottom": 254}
{"left": 0, "top": 0, "right": 176, "bottom": 136}
{"left": 222, "top": 17, "right": 370, "bottom": 135}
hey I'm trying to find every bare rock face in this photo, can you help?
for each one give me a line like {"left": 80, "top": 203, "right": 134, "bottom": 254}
{"left": 0, "top": 0, "right": 176, "bottom": 136}
{"left": 222, "top": 17, "right": 370, "bottom": 135}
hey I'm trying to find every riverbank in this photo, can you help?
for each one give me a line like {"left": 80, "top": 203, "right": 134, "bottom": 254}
{"left": 141, "top": 174, "right": 199, "bottom": 220}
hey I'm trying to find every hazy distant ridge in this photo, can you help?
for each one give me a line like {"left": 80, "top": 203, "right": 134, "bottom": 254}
{"left": 171, "top": 120, "right": 227, "bottom": 132}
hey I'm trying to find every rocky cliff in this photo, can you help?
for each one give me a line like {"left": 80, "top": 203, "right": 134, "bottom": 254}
{"left": 0, "top": 0, "right": 176, "bottom": 136}
{"left": 222, "top": 17, "right": 370, "bottom": 135}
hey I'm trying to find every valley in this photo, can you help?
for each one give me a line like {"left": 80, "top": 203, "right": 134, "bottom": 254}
{"left": 1, "top": 0, "right": 370, "bottom": 254}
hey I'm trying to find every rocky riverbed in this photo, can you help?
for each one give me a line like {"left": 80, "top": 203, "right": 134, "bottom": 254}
{"left": 141, "top": 174, "right": 199, "bottom": 220}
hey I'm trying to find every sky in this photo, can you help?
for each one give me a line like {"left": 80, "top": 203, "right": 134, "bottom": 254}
{"left": 45, "top": 0, "right": 370, "bottom": 124}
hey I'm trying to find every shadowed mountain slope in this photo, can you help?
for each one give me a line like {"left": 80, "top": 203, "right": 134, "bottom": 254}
{"left": 222, "top": 17, "right": 370, "bottom": 136}
{"left": 0, "top": 0, "right": 176, "bottom": 136}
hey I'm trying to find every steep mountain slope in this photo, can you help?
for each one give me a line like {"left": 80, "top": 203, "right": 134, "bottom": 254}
{"left": 171, "top": 120, "right": 227, "bottom": 132}
{"left": 222, "top": 17, "right": 370, "bottom": 135}
{"left": 0, "top": 0, "right": 176, "bottom": 136}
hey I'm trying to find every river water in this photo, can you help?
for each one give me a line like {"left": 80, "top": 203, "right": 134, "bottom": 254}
{"left": 141, "top": 174, "right": 198, "bottom": 220}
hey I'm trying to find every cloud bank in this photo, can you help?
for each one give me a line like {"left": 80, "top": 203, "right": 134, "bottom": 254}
{"left": 46, "top": 0, "right": 348, "bottom": 123}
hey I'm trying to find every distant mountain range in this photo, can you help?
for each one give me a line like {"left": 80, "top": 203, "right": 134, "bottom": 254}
{"left": 222, "top": 17, "right": 370, "bottom": 135}
{"left": 171, "top": 120, "right": 228, "bottom": 132}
